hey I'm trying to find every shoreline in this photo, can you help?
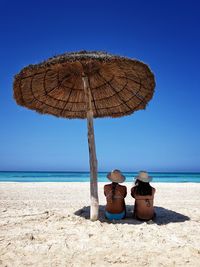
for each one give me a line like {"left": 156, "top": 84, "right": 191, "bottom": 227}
{"left": 0, "top": 181, "right": 200, "bottom": 184}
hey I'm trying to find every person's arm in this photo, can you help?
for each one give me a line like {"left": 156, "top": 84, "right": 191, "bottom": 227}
{"left": 124, "top": 186, "right": 127, "bottom": 198}
{"left": 152, "top": 187, "right": 156, "bottom": 196}
{"left": 131, "top": 187, "right": 135, "bottom": 198}
{"left": 104, "top": 185, "right": 107, "bottom": 197}
{"left": 133, "top": 202, "right": 137, "bottom": 218}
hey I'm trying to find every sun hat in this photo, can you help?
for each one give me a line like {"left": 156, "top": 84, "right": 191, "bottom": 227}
{"left": 135, "top": 171, "right": 152, "bottom": 183}
{"left": 107, "top": 169, "right": 125, "bottom": 183}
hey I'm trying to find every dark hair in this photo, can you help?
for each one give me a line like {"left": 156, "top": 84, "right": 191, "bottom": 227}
{"left": 134, "top": 179, "right": 152, "bottom": 196}
{"left": 112, "top": 182, "right": 118, "bottom": 200}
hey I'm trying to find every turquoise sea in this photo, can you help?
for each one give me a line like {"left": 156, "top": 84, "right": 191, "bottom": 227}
{"left": 0, "top": 172, "right": 200, "bottom": 183}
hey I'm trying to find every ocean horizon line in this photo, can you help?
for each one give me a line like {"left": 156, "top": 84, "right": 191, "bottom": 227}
{"left": 1, "top": 170, "right": 200, "bottom": 174}
{"left": 0, "top": 171, "right": 200, "bottom": 183}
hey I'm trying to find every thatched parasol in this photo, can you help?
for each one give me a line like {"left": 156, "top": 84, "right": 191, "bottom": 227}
{"left": 13, "top": 50, "right": 155, "bottom": 221}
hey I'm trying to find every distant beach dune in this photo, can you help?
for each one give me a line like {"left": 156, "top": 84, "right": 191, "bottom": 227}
{"left": 0, "top": 182, "right": 200, "bottom": 266}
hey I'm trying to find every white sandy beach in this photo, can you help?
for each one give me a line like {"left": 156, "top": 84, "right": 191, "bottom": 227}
{"left": 0, "top": 182, "right": 200, "bottom": 267}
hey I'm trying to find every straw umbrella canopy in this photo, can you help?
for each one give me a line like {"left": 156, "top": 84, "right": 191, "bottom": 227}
{"left": 13, "top": 51, "right": 155, "bottom": 221}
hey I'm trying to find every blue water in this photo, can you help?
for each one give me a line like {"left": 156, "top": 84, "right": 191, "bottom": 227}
{"left": 0, "top": 171, "right": 200, "bottom": 183}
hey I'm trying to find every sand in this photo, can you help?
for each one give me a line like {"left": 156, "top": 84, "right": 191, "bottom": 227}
{"left": 0, "top": 182, "right": 200, "bottom": 267}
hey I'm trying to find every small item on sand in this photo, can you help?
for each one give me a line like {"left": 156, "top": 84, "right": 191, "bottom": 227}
{"left": 13, "top": 51, "right": 155, "bottom": 221}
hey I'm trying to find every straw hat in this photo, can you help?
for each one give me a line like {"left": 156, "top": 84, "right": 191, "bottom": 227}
{"left": 135, "top": 171, "right": 152, "bottom": 183}
{"left": 107, "top": 169, "right": 125, "bottom": 183}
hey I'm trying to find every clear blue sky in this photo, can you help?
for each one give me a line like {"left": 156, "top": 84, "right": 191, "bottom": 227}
{"left": 0, "top": 0, "right": 200, "bottom": 172}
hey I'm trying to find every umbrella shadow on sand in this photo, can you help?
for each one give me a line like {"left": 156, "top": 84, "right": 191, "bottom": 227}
{"left": 74, "top": 205, "right": 190, "bottom": 225}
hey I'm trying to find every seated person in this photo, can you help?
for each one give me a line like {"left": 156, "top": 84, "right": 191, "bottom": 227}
{"left": 131, "top": 171, "right": 156, "bottom": 221}
{"left": 104, "top": 169, "right": 127, "bottom": 220}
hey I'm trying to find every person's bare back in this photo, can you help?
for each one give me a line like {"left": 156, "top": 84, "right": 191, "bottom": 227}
{"left": 131, "top": 171, "right": 156, "bottom": 221}
{"left": 104, "top": 183, "right": 127, "bottom": 213}
{"left": 131, "top": 186, "right": 155, "bottom": 220}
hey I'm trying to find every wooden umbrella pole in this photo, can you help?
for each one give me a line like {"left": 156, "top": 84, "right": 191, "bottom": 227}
{"left": 82, "top": 75, "right": 99, "bottom": 221}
